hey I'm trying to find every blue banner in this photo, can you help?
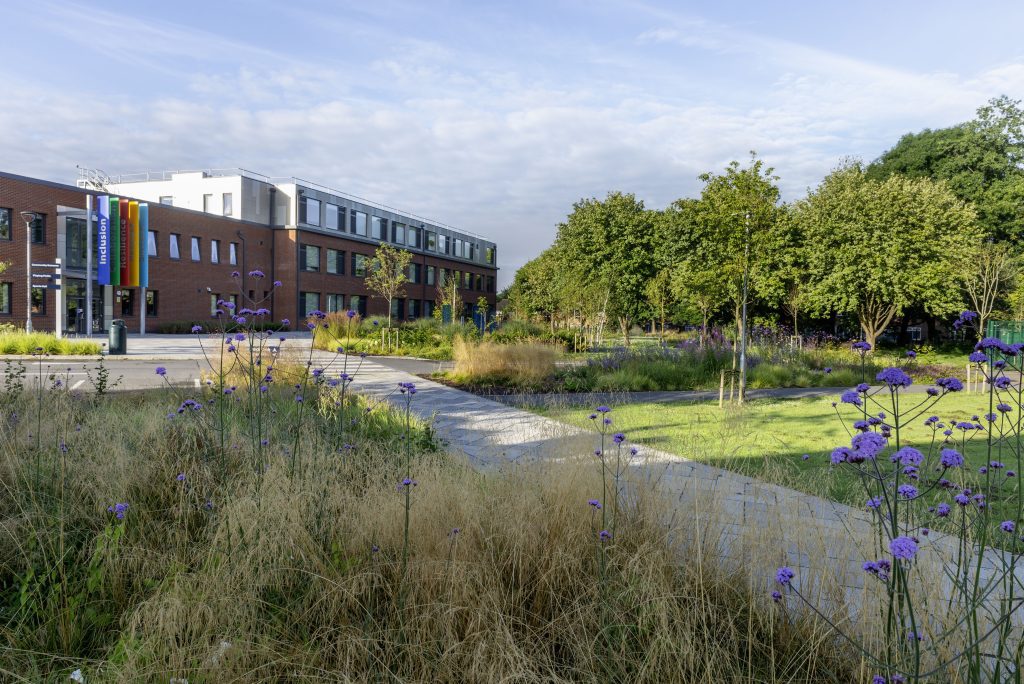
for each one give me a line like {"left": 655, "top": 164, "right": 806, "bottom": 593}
{"left": 139, "top": 203, "right": 149, "bottom": 288}
{"left": 97, "top": 195, "right": 110, "bottom": 285}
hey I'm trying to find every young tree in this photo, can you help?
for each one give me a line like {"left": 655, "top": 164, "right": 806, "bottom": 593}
{"left": 476, "top": 295, "right": 490, "bottom": 333}
{"left": 645, "top": 268, "right": 674, "bottom": 337}
{"left": 365, "top": 244, "right": 412, "bottom": 328}
{"left": 435, "top": 269, "right": 463, "bottom": 323}
{"left": 671, "top": 264, "right": 727, "bottom": 345}
{"left": 799, "top": 162, "right": 981, "bottom": 349}
{"left": 961, "top": 241, "right": 1018, "bottom": 341}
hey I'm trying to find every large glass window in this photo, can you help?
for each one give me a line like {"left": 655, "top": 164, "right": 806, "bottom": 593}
{"left": 326, "top": 203, "right": 340, "bottom": 230}
{"left": 486, "top": 275, "right": 495, "bottom": 293}
{"left": 408, "top": 299, "right": 421, "bottom": 319}
{"left": 222, "top": 193, "right": 233, "bottom": 216}
{"left": 66, "top": 217, "right": 88, "bottom": 269}
{"left": 191, "top": 237, "right": 201, "bottom": 262}
{"left": 300, "top": 244, "right": 321, "bottom": 272}
{"left": 408, "top": 226, "right": 421, "bottom": 248}
{"left": 351, "top": 211, "right": 367, "bottom": 236}
{"left": 426, "top": 231, "right": 436, "bottom": 251}
{"left": 148, "top": 230, "right": 158, "bottom": 257}
{"left": 0, "top": 282, "right": 10, "bottom": 314}
{"left": 210, "top": 239, "right": 220, "bottom": 264}
{"left": 352, "top": 253, "right": 367, "bottom": 277}
{"left": 146, "top": 290, "right": 158, "bottom": 316}
{"left": 170, "top": 234, "right": 181, "bottom": 260}
{"left": 229, "top": 242, "right": 238, "bottom": 265}
{"left": 203, "top": 194, "right": 213, "bottom": 213}
{"left": 371, "top": 216, "right": 386, "bottom": 240}
{"left": 117, "top": 289, "right": 133, "bottom": 316}
{"left": 30, "top": 213, "right": 45, "bottom": 244}
{"left": 326, "top": 293, "right": 344, "bottom": 313}
{"left": 0, "top": 208, "right": 10, "bottom": 240}
{"left": 454, "top": 238, "right": 462, "bottom": 258}
{"left": 210, "top": 293, "right": 220, "bottom": 316}
{"left": 31, "top": 288, "right": 45, "bottom": 314}
{"left": 349, "top": 295, "right": 367, "bottom": 317}
{"left": 437, "top": 234, "right": 448, "bottom": 254}
{"left": 327, "top": 248, "right": 343, "bottom": 274}
{"left": 300, "top": 291, "right": 321, "bottom": 317}
{"left": 408, "top": 263, "right": 420, "bottom": 284}
{"left": 486, "top": 247, "right": 495, "bottom": 264}
{"left": 426, "top": 265, "right": 435, "bottom": 286}
{"left": 303, "top": 197, "right": 321, "bottom": 227}
{"left": 392, "top": 222, "right": 406, "bottom": 244}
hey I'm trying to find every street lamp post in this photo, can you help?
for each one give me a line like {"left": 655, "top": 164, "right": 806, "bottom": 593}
{"left": 19, "top": 212, "right": 34, "bottom": 333}
{"left": 738, "top": 212, "right": 751, "bottom": 404}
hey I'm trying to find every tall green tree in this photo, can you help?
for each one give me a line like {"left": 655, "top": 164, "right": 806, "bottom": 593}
{"left": 552, "top": 192, "right": 659, "bottom": 345}
{"left": 867, "top": 95, "right": 1024, "bottom": 241}
{"left": 689, "top": 154, "right": 785, "bottom": 346}
{"left": 798, "top": 162, "right": 980, "bottom": 348}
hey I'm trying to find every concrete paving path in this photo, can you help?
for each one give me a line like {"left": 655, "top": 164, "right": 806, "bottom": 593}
{"left": 348, "top": 357, "right": 1024, "bottom": 639}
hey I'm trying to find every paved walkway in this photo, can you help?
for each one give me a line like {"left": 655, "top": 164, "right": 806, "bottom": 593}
{"left": 349, "top": 357, "right": 1023, "bottom": 631}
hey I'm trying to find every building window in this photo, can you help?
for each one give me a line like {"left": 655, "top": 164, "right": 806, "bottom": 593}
{"left": 326, "top": 203, "right": 341, "bottom": 231}
{"left": 170, "top": 234, "right": 181, "bottom": 260}
{"left": 118, "top": 289, "right": 134, "bottom": 316}
{"left": 203, "top": 194, "right": 213, "bottom": 213}
{"left": 486, "top": 275, "right": 495, "bottom": 293}
{"left": 30, "top": 213, "right": 45, "bottom": 244}
{"left": 464, "top": 271, "right": 472, "bottom": 289}
{"left": 146, "top": 290, "right": 158, "bottom": 316}
{"left": 300, "top": 244, "right": 321, "bottom": 272}
{"left": 426, "top": 231, "right": 436, "bottom": 251}
{"left": 159, "top": 196, "right": 173, "bottom": 206}
{"left": 66, "top": 217, "right": 88, "bottom": 269}
{"left": 327, "top": 248, "right": 343, "bottom": 275}
{"left": 352, "top": 253, "right": 367, "bottom": 277}
{"left": 229, "top": 242, "right": 238, "bottom": 265}
{"left": 190, "top": 237, "right": 201, "bottom": 261}
{"left": 351, "top": 210, "right": 367, "bottom": 236}
{"left": 391, "top": 298, "right": 404, "bottom": 321}
{"left": 148, "top": 230, "right": 158, "bottom": 257}
{"left": 426, "top": 265, "right": 435, "bottom": 286}
{"left": 476, "top": 274, "right": 483, "bottom": 291}
{"left": 222, "top": 193, "right": 233, "bottom": 216}
{"left": 0, "top": 282, "right": 10, "bottom": 313}
{"left": 408, "top": 299, "right": 421, "bottom": 319}
{"left": 349, "top": 294, "right": 366, "bottom": 317}
{"left": 0, "top": 208, "right": 10, "bottom": 240}
{"left": 408, "top": 263, "right": 421, "bottom": 284}
{"left": 392, "top": 222, "right": 406, "bottom": 244}
{"left": 210, "top": 293, "right": 220, "bottom": 316}
{"left": 423, "top": 300, "right": 434, "bottom": 319}
{"left": 439, "top": 234, "right": 449, "bottom": 254}
{"left": 408, "top": 226, "right": 421, "bottom": 248}
{"left": 371, "top": 216, "right": 386, "bottom": 240}
{"left": 300, "top": 291, "right": 320, "bottom": 317}
{"left": 302, "top": 197, "right": 321, "bottom": 227}
{"left": 31, "top": 288, "right": 46, "bottom": 315}
{"left": 454, "top": 238, "right": 462, "bottom": 259}
{"left": 210, "top": 239, "right": 220, "bottom": 264}
{"left": 486, "top": 247, "right": 495, "bottom": 264}
{"left": 326, "top": 293, "right": 344, "bottom": 313}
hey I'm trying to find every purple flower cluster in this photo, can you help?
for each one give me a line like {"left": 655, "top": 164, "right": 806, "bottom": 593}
{"left": 107, "top": 502, "right": 129, "bottom": 520}
{"left": 890, "top": 536, "right": 918, "bottom": 561}
{"left": 876, "top": 367, "right": 912, "bottom": 389}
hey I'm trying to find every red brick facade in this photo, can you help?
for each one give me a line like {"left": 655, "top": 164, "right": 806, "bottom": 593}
{"left": 0, "top": 172, "right": 497, "bottom": 333}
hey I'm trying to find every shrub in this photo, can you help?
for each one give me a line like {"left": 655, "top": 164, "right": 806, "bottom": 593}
{"left": 451, "top": 337, "right": 556, "bottom": 387}
{"left": 0, "top": 332, "right": 102, "bottom": 355}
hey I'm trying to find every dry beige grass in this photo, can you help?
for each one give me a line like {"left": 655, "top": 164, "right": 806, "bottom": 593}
{"left": 452, "top": 336, "right": 557, "bottom": 387}
{"left": 0, "top": 386, "right": 869, "bottom": 682}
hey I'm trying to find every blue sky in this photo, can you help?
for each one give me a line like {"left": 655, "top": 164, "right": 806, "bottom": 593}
{"left": 4, "top": 0, "right": 1024, "bottom": 285}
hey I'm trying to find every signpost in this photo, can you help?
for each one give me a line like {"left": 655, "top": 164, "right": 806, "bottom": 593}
{"left": 31, "top": 259, "right": 62, "bottom": 339}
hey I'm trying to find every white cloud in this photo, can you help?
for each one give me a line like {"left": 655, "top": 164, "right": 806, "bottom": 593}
{"left": 2, "top": 2, "right": 1023, "bottom": 286}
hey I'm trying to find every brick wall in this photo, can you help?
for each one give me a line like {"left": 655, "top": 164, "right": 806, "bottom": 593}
{"left": 0, "top": 172, "right": 498, "bottom": 333}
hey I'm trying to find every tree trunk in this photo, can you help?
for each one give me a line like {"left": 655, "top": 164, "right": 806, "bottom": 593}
{"left": 619, "top": 317, "right": 631, "bottom": 347}
{"left": 792, "top": 308, "right": 799, "bottom": 339}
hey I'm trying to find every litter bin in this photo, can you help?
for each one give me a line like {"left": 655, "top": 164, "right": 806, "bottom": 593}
{"left": 108, "top": 319, "right": 127, "bottom": 355}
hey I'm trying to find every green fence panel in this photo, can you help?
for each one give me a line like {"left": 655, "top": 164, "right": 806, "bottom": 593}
{"left": 986, "top": 320, "right": 1024, "bottom": 345}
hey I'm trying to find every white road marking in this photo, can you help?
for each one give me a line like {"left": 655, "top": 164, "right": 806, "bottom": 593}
{"left": 194, "top": 378, "right": 201, "bottom": 388}
{"left": 71, "top": 380, "right": 85, "bottom": 390}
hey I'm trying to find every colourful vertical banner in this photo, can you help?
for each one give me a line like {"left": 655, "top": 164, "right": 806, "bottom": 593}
{"left": 128, "top": 201, "right": 140, "bottom": 287}
{"left": 119, "top": 199, "right": 130, "bottom": 286}
{"left": 139, "top": 203, "right": 149, "bottom": 288}
{"left": 97, "top": 195, "right": 110, "bottom": 285}
{"left": 109, "top": 197, "right": 121, "bottom": 286}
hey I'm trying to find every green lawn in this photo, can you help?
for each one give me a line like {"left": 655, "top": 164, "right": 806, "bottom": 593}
{"left": 533, "top": 389, "right": 1022, "bottom": 527}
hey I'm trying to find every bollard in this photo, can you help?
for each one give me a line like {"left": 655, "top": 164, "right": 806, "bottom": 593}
{"left": 719, "top": 370, "right": 726, "bottom": 408}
